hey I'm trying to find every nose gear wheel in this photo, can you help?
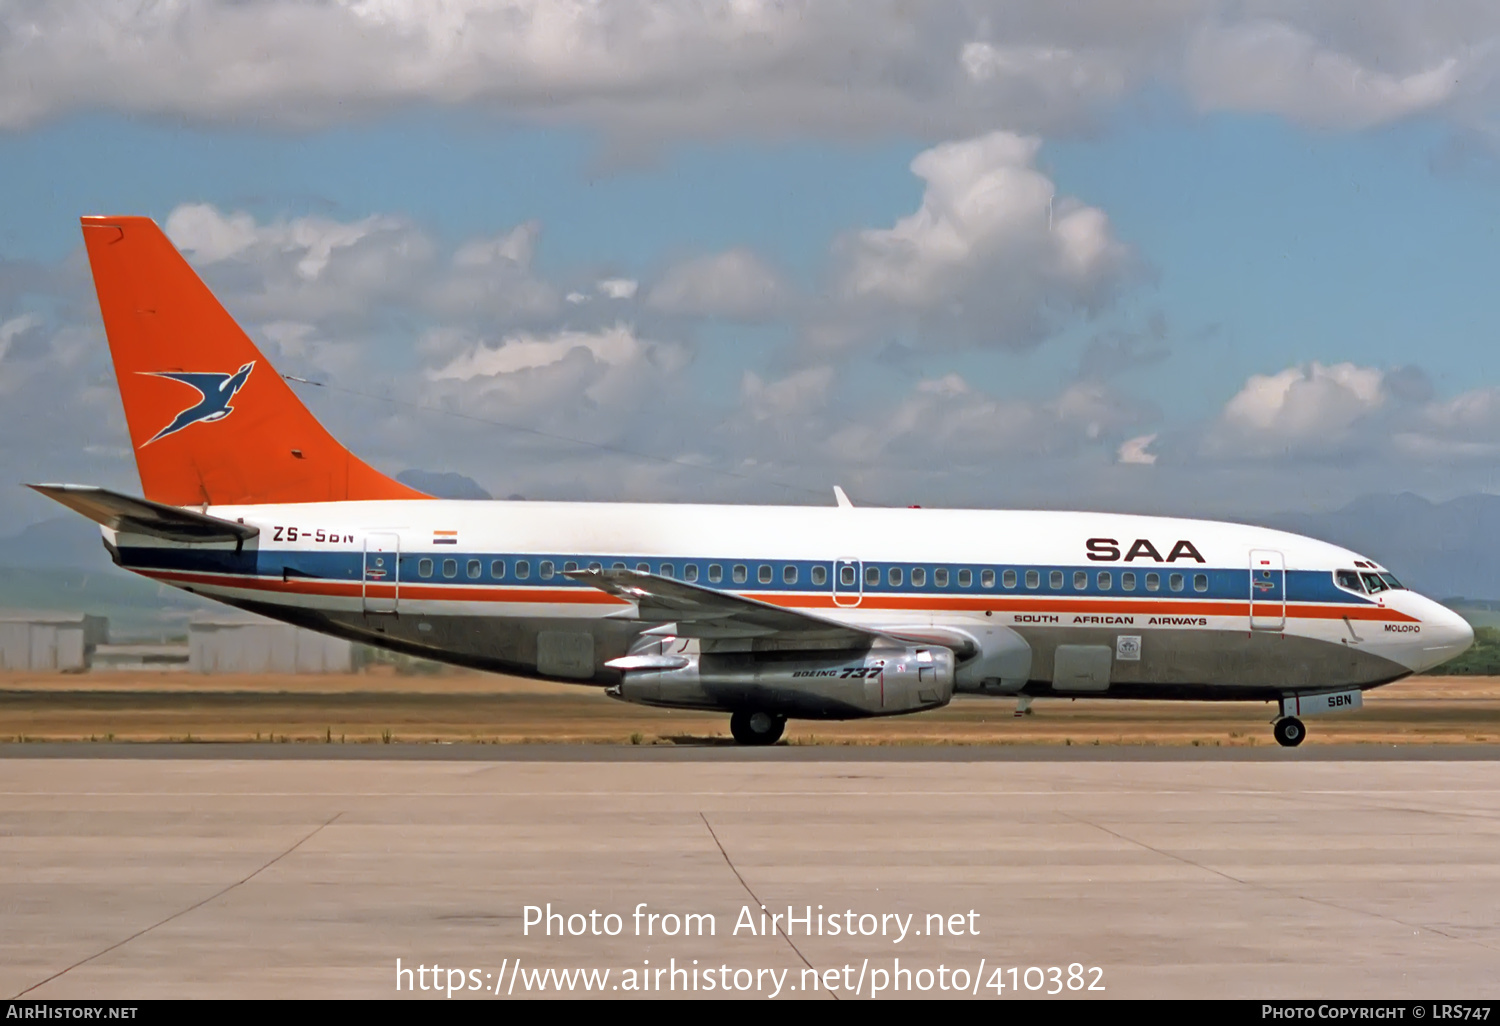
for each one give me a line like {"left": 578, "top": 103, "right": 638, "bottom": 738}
{"left": 1273, "top": 716, "right": 1305, "bottom": 748}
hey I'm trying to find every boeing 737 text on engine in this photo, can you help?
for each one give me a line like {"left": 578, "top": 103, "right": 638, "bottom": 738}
{"left": 30, "top": 216, "right": 1475, "bottom": 747}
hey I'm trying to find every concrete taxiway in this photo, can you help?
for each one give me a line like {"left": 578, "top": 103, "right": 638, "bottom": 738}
{"left": 3, "top": 749, "right": 1498, "bottom": 999}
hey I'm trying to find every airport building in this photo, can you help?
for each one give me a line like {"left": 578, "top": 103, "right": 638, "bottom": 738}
{"left": 188, "top": 617, "right": 356, "bottom": 674}
{"left": 0, "top": 612, "right": 109, "bottom": 672}
{"left": 0, "top": 610, "right": 356, "bottom": 673}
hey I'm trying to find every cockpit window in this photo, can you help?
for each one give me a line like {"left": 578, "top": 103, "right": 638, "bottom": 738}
{"left": 1335, "top": 569, "right": 1363, "bottom": 592}
{"left": 1379, "top": 573, "right": 1404, "bottom": 590}
{"left": 1360, "top": 572, "right": 1388, "bottom": 594}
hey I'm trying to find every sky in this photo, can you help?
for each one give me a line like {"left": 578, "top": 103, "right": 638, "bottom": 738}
{"left": 3, "top": 1, "right": 1500, "bottom": 532}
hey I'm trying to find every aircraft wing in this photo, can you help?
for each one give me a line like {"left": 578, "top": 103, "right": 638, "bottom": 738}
{"left": 565, "top": 567, "right": 884, "bottom": 644}
{"left": 28, "top": 483, "right": 260, "bottom": 543}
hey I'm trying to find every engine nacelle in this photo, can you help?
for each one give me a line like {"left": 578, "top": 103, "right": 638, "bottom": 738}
{"left": 611, "top": 645, "right": 956, "bottom": 719}
{"left": 952, "top": 624, "right": 1032, "bottom": 693}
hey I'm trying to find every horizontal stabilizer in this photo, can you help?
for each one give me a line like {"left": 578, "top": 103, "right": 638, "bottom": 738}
{"left": 27, "top": 484, "right": 259, "bottom": 543}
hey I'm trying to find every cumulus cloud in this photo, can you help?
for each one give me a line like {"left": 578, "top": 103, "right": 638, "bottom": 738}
{"left": 426, "top": 323, "right": 691, "bottom": 415}
{"left": 1186, "top": 20, "right": 1461, "bottom": 128}
{"left": 165, "top": 203, "right": 435, "bottom": 320}
{"left": 740, "top": 365, "right": 833, "bottom": 422}
{"left": 816, "top": 373, "right": 1151, "bottom": 469}
{"left": 1197, "top": 359, "right": 1500, "bottom": 468}
{"left": 1204, "top": 361, "right": 1387, "bottom": 458}
{"left": 428, "top": 222, "right": 558, "bottom": 321}
{"left": 830, "top": 131, "right": 1131, "bottom": 351}
{"left": 2, "top": 3, "right": 1489, "bottom": 137}
{"left": 648, "top": 249, "right": 791, "bottom": 321}
{"left": 166, "top": 203, "right": 564, "bottom": 329}
{"left": 258, "top": 321, "right": 363, "bottom": 379}
{"left": 1117, "top": 433, "right": 1159, "bottom": 465}
{"left": 0, "top": 313, "right": 43, "bottom": 367}
{"left": 596, "top": 278, "right": 639, "bottom": 301}
{"left": 1394, "top": 387, "right": 1500, "bottom": 461}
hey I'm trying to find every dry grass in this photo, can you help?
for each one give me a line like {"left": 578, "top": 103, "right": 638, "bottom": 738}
{"left": 1, "top": 670, "right": 1498, "bottom": 746}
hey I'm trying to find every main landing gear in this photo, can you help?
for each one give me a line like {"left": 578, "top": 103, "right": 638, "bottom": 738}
{"left": 730, "top": 711, "right": 786, "bottom": 746}
{"left": 1273, "top": 716, "right": 1306, "bottom": 748}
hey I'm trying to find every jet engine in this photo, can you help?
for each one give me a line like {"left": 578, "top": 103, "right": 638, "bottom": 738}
{"left": 606, "top": 643, "right": 956, "bottom": 719}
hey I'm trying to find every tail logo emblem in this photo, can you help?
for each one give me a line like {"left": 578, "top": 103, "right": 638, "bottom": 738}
{"left": 141, "top": 362, "right": 255, "bottom": 444}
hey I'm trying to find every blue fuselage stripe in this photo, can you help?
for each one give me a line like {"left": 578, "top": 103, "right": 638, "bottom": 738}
{"left": 115, "top": 547, "right": 1376, "bottom": 606}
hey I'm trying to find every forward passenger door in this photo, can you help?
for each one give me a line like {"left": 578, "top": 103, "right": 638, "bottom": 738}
{"left": 1249, "top": 549, "right": 1285, "bottom": 631}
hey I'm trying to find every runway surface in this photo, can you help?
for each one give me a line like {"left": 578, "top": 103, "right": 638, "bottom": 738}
{"left": 3, "top": 753, "right": 1498, "bottom": 999}
{"left": 5, "top": 741, "right": 1500, "bottom": 760}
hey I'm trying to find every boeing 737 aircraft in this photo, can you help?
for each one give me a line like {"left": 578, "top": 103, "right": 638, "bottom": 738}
{"left": 32, "top": 216, "right": 1474, "bottom": 746}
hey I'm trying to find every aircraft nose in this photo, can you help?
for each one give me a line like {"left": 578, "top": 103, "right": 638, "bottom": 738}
{"left": 1411, "top": 601, "right": 1474, "bottom": 673}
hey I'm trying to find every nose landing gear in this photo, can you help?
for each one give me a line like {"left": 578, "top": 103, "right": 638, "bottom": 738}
{"left": 729, "top": 710, "right": 786, "bottom": 746}
{"left": 1273, "top": 716, "right": 1305, "bottom": 748}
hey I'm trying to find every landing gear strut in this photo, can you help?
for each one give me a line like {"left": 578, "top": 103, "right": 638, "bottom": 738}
{"left": 1273, "top": 716, "right": 1305, "bottom": 748}
{"left": 730, "top": 711, "right": 786, "bottom": 746}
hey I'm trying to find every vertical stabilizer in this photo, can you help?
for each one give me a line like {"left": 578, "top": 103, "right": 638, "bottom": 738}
{"left": 80, "top": 216, "right": 428, "bottom": 506}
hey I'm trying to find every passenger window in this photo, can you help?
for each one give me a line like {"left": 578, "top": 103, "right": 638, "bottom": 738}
{"left": 684, "top": 564, "right": 699, "bottom": 583}
{"left": 1049, "top": 571, "right": 1063, "bottom": 590}
{"left": 708, "top": 564, "right": 723, "bottom": 583}
{"left": 466, "top": 559, "right": 481, "bottom": 579}
{"left": 588, "top": 562, "right": 602, "bottom": 572}
{"left": 889, "top": 567, "right": 903, "bottom": 587}
{"left": 866, "top": 566, "right": 881, "bottom": 586}
{"left": 934, "top": 568, "right": 949, "bottom": 588}
{"left": 1002, "top": 569, "right": 1016, "bottom": 589}
{"left": 958, "top": 569, "right": 973, "bottom": 588}
{"left": 981, "top": 569, "right": 995, "bottom": 588}
{"left": 1121, "top": 572, "right": 1135, "bottom": 591}
{"left": 839, "top": 565, "right": 855, "bottom": 587}
{"left": 612, "top": 561, "right": 627, "bottom": 570}
{"left": 1335, "top": 569, "right": 1362, "bottom": 591}
{"left": 490, "top": 559, "right": 505, "bottom": 578}
{"left": 564, "top": 561, "right": 578, "bottom": 573}
{"left": 1073, "top": 570, "right": 1087, "bottom": 590}
{"left": 783, "top": 565, "right": 797, "bottom": 585}
{"left": 733, "top": 565, "right": 747, "bottom": 584}
{"left": 1361, "top": 572, "right": 1387, "bottom": 594}
{"left": 911, "top": 568, "right": 925, "bottom": 587}
{"left": 539, "top": 560, "right": 554, "bottom": 580}
{"left": 812, "top": 565, "right": 827, "bottom": 586}
{"left": 636, "top": 562, "right": 650, "bottom": 573}
{"left": 442, "top": 558, "right": 457, "bottom": 579}
{"left": 757, "top": 564, "right": 771, "bottom": 584}
{"left": 1025, "top": 570, "right": 1039, "bottom": 589}
{"left": 1098, "top": 571, "right": 1111, "bottom": 590}
{"left": 515, "top": 560, "right": 530, "bottom": 580}
{"left": 1193, "top": 573, "right": 1207, "bottom": 593}
{"left": 661, "top": 564, "right": 675, "bottom": 579}
{"left": 419, "top": 558, "right": 433, "bottom": 578}
{"left": 1169, "top": 573, "right": 1184, "bottom": 592}
{"left": 1145, "top": 572, "right": 1160, "bottom": 592}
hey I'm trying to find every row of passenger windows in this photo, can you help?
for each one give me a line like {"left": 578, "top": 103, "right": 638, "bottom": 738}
{"left": 408, "top": 557, "right": 1210, "bottom": 594}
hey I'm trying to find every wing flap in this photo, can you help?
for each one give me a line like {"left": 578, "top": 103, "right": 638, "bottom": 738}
{"left": 565, "top": 567, "right": 881, "bottom": 644}
{"left": 28, "top": 483, "right": 259, "bottom": 543}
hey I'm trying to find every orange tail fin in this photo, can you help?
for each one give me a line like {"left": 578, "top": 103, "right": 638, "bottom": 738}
{"left": 80, "top": 215, "right": 428, "bottom": 506}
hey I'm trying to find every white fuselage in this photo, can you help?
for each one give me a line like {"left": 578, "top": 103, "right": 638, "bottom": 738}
{"left": 104, "top": 500, "right": 1474, "bottom": 706}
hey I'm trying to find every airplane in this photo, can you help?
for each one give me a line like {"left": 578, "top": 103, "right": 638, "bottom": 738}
{"left": 30, "top": 215, "right": 1474, "bottom": 747}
